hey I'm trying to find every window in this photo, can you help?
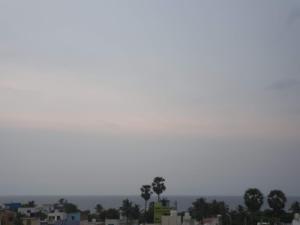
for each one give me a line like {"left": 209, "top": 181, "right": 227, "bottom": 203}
{"left": 71, "top": 216, "right": 75, "bottom": 220}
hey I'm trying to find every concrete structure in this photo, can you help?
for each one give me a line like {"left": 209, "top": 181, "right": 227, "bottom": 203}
{"left": 0, "top": 210, "right": 15, "bottom": 225}
{"left": 105, "top": 219, "right": 120, "bottom": 225}
{"left": 22, "top": 218, "right": 40, "bottom": 225}
{"left": 48, "top": 211, "right": 80, "bottom": 225}
{"left": 4, "top": 203, "right": 22, "bottom": 211}
{"left": 161, "top": 210, "right": 181, "bottom": 225}
{"left": 292, "top": 214, "right": 300, "bottom": 225}
{"left": 80, "top": 220, "right": 104, "bottom": 225}
{"left": 37, "top": 204, "right": 54, "bottom": 214}
{"left": 18, "top": 207, "right": 39, "bottom": 217}
{"left": 182, "top": 212, "right": 195, "bottom": 225}
{"left": 201, "top": 218, "right": 219, "bottom": 225}
{"left": 48, "top": 211, "right": 67, "bottom": 224}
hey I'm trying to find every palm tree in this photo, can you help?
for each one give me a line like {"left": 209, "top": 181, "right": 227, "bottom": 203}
{"left": 244, "top": 188, "right": 264, "bottom": 225}
{"left": 244, "top": 188, "right": 264, "bottom": 212}
{"left": 152, "top": 177, "right": 166, "bottom": 201}
{"left": 267, "top": 190, "right": 287, "bottom": 215}
{"left": 141, "top": 185, "right": 152, "bottom": 225}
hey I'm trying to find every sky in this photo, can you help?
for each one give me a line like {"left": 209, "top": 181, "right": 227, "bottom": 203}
{"left": 0, "top": 0, "right": 300, "bottom": 196}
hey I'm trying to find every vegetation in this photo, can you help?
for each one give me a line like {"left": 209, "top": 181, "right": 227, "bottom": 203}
{"left": 22, "top": 201, "right": 36, "bottom": 208}
{"left": 8, "top": 180, "right": 298, "bottom": 225}
{"left": 189, "top": 198, "right": 228, "bottom": 222}
{"left": 140, "top": 184, "right": 152, "bottom": 225}
{"left": 64, "top": 202, "right": 79, "bottom": 213}
{"left": 120, "top": 199, "right": 140, "bottom": 225}
{"left": 244, "top": 188, "right": 264, "bottom": 212}
{"left": 267, "top": 190, "right": 287, "bottom": 215}
{"left": 152, "top": 177, "right": 166, "bottom": 201}
{"left": 104, "top": 208, "right": 120, "bottom": 219}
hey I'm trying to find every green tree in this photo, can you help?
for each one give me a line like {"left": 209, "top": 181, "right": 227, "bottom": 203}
{"left": 189, "top": 198, "right": 229, "bottom": 223}
{"left": 120, "top": 199, "right": 140, "bottom": 225}
{"left": 160, "top": 198, "right": 170, "bottom": 207}
{"left": 189, "top": 198, "right": 209, "bottom": 221}
{"left": 144, "top": 202, "right": 155, "bottom": 224}
{"left": 152, "top": 177, "right": 166, "bottom": 201}
{"left": 59, "top": 198, "right": 67, "bottom": 204}
{"left": 244, "top": 188, "right": 264, "bottom": 212}
{"left": 14, "top": 213, "right": 23, "bottom": 225}
{"left": 267, "top": 190, "right": 287, "bottom": 215}
{"left": 63, "top": 202, "right": 79, "bottom": 213}
{"left": 95, "top": 204, "right": 104, "bottom": 215}
{"left": 22, "top": 200, "right": 36, "bottom": 208}
{"left": 141, "top": 185, "right": 152, "bottom": 225}
{"left": 104, "top": 208, "right": 120, "bottom": 219}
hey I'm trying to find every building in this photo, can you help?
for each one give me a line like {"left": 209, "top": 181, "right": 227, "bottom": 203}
{"left": 105, "top": 219, "right": 120, "bottom": 225}
{"left": 4, "top": 203, "right": 22, "bottom": 211}
{"left": 37, "top": 204, "right": 54, "bottom": 214}
{"left": 48, "top": 211, "right": 67, "bottom": 224}
{"left": 201, "top": 218, "right": 220, "bottom": 225}
{"left": 182, "top": 212, "right": 195, "bottom": 225}
{"left": 48, "top": 211, "right": 80, "bottom": 225}
{"left": 292, "top": 214, "right": 300, "bottom": 225}
{"left": 22, "top": 217, "right": 40, "bottom": 225}
{"left": 161, "top": 210, "right": 181, "bottom": 225}
{"left": 18, "top": 207, "right": 39, "bottom": 217}
{"left": 0, "top": 210, "right": 15, "bottom": 225}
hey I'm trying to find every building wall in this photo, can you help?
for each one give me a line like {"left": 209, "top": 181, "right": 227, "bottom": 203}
{"left": 0, "top": 211, "right": 15, "bottom": 225}
{"left": 22, "top": 218, "right": 40, "bottom": 225}
{"left": 18, "top": 207, "right": 38, "bottom": 217}
{"left": 67, "top": 213, "right": 80, "bottom": 222}
{"left": 105, "top": 219, "right": 120, "bottom": 225}
{"left": 162, "top": 211, "right": 181, "bottom": 225}
{"left": 48, "top": 212, "right": 67, "bottom": 223}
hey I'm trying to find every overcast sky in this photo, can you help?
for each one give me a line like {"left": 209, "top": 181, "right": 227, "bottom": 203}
{"left": 0, "top": 0, "right": 300, "bottom": 196}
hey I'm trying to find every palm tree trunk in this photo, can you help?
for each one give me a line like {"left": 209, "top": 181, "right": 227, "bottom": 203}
{"left": 144, "top": 200, "right": 147, "bottom": 225}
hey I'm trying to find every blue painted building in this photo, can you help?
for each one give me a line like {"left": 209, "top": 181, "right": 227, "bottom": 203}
{"left": 4, "top": 203, "right": 22, "bottom": 211}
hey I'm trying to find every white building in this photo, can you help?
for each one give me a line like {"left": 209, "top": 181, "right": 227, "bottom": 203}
{"left": 18, "top": 207, "right": 39, "bottom": 217}
{"left": 48, "top": 211, "right": 67, "bottom": 224}
{"left": 105, "top": 219, "right": 121, "bottom": 225}
{"left": 182, "top": 212, "right": 195, "bottom": 225}
{"left": 37, "top": 204, "right": 54, "bottom": 214}
{"left": 161, "top": 210, "right": 181, "bottom": 225}
{"left": 292, "top": 214, "right": 300, "bottom": 225}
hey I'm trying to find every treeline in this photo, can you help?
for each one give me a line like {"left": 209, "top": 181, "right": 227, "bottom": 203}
{"left": 15, "top": 177, "right": 300, "bottom": 225}
{"left": 188, "top": 188, "right": 300, "bottom": 225}
{"left": 87, "top": 178, "right": 300, "bottom": 225}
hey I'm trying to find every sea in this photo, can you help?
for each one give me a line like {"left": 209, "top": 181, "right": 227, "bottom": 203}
{"left": 1, "top": 196, "right": 300, "bottom": 212}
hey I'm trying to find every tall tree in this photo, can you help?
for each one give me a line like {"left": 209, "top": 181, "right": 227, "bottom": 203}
{"left": 95, "top": 204, "right": 104, "bottom": 215}
{"left": 152, "top": 177, "right": 166, "bottom": 201}
{"left": 189, "top": 198, "right": 209, "bottom": 221}
{"left": 120, "top": 199, "right": 140, "bottom": 225}
{"left": 64, "top": 202, "right": 79, "bottom": 213}
{"left": 267, "top": 190, "right": 287, "bottom": 214}
{"left": 104, "top": 208, "right": 120, "bottom": 220}
{"left": 141, "top": 185, "right": 152, "bottom": 225}
{"left": 244, "top": 188, "right": 264, "bottom": 212}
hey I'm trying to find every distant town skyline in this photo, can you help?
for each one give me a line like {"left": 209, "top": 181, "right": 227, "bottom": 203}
{"left": 0, "top": 0, "right": 300, "bottom": 196}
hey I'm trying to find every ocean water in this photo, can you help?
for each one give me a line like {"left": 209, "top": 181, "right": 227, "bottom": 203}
{"left": 1, "top": 195, "right": 299, "bottom": 212}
